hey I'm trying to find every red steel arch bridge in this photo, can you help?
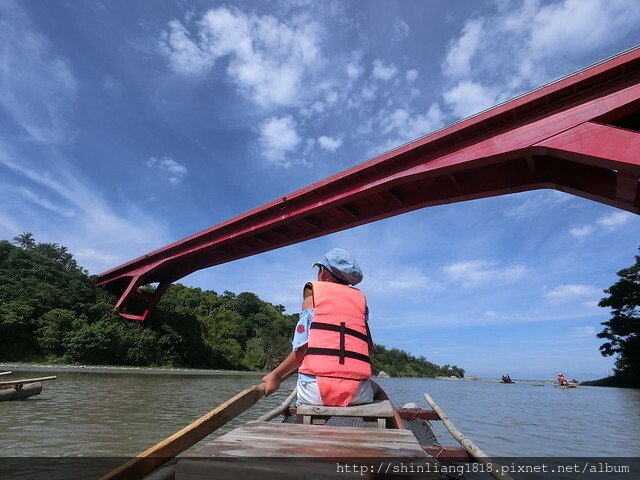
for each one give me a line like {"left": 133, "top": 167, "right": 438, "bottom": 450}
{"left": 97, "top": 47, "right": 640, "bottom": 322}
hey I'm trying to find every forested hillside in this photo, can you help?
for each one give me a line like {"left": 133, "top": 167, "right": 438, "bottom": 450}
{"left": 0, "top": 236, "right": 465, "bottom": 377}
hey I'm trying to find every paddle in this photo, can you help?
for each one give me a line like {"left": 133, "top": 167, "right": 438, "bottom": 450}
{"left": 100, "top": 370, "right": 297, "bottom": 480}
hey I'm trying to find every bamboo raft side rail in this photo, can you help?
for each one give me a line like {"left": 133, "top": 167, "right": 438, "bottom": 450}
{"left": 257, "top": 389, "right": 297, "bottom": 422}
{"left": 424, "top": 393, "right": 514, "bottom": 480}
{"left": 0, "top": 375, "right": 57, "bottom": 387}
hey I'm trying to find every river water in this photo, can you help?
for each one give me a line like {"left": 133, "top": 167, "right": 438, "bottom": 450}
{"left": 1, "top": 369, "right": 638, "bottom": 460}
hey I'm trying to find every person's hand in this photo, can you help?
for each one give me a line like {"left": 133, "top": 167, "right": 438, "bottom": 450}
{"left": 262, "top": 372, "right": 282, "bottom": 396}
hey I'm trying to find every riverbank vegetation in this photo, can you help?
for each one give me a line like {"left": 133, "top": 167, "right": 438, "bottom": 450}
{"left": 0, "top": 236, "right": 464, "bottom": 378}
{"left": 587, "top": 248, "right": 640, "bottom": 388}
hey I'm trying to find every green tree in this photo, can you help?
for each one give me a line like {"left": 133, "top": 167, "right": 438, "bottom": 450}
{"left": 0, "top": 235, "right": 465, "bottom": 376}
{"left": 12, "top": 232, "right": 36, "bottom": 249}
{"left": 597, "top": 249, "right": 640, "bottom": 385}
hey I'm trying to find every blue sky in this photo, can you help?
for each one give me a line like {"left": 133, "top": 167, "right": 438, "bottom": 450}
{"left": 1, "top": 0, "right": 639, "bottom": 379}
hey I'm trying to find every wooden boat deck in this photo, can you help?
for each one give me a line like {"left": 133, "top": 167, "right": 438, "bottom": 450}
{"left": 192, "top": 421, "right": 428, "bottom": 457}
{"left": 170, "top": 421, "right": 436, "bottom": 479}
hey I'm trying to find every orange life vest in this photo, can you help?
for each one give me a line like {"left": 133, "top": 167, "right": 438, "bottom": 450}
{"left": 299, "top": 281, "right": 372, "bottom": 381}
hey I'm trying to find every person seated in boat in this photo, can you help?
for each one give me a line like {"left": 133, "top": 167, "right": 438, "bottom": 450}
{"left": 262, "top": 248, "right": 377, "bottom": 407}
{"left": 557, "top": 372, "right": 569, "bottom": 385}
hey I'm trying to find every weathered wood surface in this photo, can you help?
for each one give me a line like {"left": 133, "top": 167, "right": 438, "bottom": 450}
{"left": 174, "top": 457, "right": 438, "bottom": 480}
{"left": 398, "top": 409, "right": 440, "bottom": 421}
{"left": 192, "top": 421, "right": 428, "bottom": 458}
{"left": 0, "top": 375, "right": 57, "bottom": 386}
{"left": 297, "top": 400, "right": 394, "bottom": 418}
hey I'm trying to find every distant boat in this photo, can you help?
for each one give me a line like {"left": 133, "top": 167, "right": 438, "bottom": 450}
{"left": 555, "top": 382, "right": 579, "bottom": 389}
{"left": 0, "top": 375, "right": 57, "bottom": 401}
{"left": 500, "top": 375, "right": 515, "bottom": 383}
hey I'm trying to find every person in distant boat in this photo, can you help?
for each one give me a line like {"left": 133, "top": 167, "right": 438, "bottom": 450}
{"left": 502, "top": 374, "right": 512, "bottom": 383}
{"left": 557, "top": 372, "right": 569, "bottom": 386}
{"left": 262, "top": 248, "right": 377, "bottom": 407}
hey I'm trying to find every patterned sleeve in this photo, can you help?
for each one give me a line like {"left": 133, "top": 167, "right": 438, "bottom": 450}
{"left": 292, "top": 309, "right": 314, "bottom": 351}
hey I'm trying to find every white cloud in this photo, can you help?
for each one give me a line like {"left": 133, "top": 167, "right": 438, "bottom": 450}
{"left": 371, "top": 103, "right": 445, "bottom": 155}
{"left": 393, "top": 16, "right": 410, "bottom": 41}
{"left": 317, "top": 135, "right": 342, "bottom": 152}
{"left": 0, "top": 0, "right": 77, "bottom": 143}
{"left": 565, "top": 210, "right": 633, "bottom": 238}
{"left": 346, "top": 61, "right": 364, "bottom": 80}
{"left": 571, "top": 326, "right": 596, "bottom": 337}
{"left": 569, "top": 225, "right": 594, "bottom": 238}
{"left": 259, "top": 116, "right": 301, "bottom": 164}
{"left": 503, "top": 190, "right": 572, "bottom": 220}
{"left": 366, "top": 265, "right": 439, "bottom": 293}
{"left": 325, "top": 91, "right": 338, "bottom": 104}
{"left": 146, "top": 156, "right": 189, "bottom": 185}
{"left": 443, "top": 18, "right": 483, "bottom": 78}
{"left": 74, "top": 248, "right": 119, "bottom": 265}
{"left": 527, "top": 0, "right": 637, "bottom": 62}
{"left": 582, "top": 300, "right": 599, "bottom": 309}
{"left": 102, "top": 76, "right": 124, "bottom": 96}
{"left": 160, "top": 20, "right": 215, "bottom": 75}
{"left": 0, "top": 212, "right": 21, "bottom": 236}
{"left": 159, "top": 7, "right": 323, "bottom": 106}
{"left": 443, "top": 80, "right": 501, "bottom": 119}
{"left": 443, "top": 259, "right": 527, "bottom": 288}
{"left": 544, "top": 284, "right": 601, "bottom": 302}
{"left": 371, "top": 59, "right": 398, "bottom": 81}
{"left": 405, "top": 69, "right": 418, "bottom": 82}
{"left": 15, "top": 186, "right": 76, "bottom": 217}
{"left": 0, "top": 146, "right": 171, "bottom": 273}
{"left": 441, "top": 0, "right": 640, "bottom": 116}
{"left": 597, "top": 211, "right": 632, "bottom": 228}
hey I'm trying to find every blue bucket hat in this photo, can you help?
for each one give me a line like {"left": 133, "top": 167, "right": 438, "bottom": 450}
{"left": 313, "top": 248, "right": 363, "bottom": 286}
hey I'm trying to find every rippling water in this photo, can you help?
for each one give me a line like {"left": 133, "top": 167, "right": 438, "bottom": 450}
{"left": 1, "top": 370, "right": 639, "bottom": 458}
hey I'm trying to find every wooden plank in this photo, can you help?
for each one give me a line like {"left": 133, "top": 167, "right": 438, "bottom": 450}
{"left": 192, "top": 421, "right": 427, "bottom": 458}
{"left": 175, "top": 457, "right": 439, "bottom": 480}
{"left": 297, "top": 400, "right": 394, "bottom": 418}
{"left": 398, "top": 409, "right": 440, "bottom": 421}
{"left": 0, "top": 371, "right": 11, "bottom": 376}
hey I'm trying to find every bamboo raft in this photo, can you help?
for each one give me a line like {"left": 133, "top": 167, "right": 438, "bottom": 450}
{"left": 554, "top": 382, "right": 579, "bottom": 389}
{"left": 102, "top": 375, "right": 513, "bottom": 480}
{"left": 0, "top": 374, "right": 57, "bottom": 402}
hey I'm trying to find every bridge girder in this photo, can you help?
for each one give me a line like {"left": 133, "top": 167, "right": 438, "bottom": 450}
{"left": 97, "top": 48, "right": 640, "bottom": 322}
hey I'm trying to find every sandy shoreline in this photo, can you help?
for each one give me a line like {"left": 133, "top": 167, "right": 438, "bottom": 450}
{"left": 0, "top": 362, "right": 264, "bottom": 376}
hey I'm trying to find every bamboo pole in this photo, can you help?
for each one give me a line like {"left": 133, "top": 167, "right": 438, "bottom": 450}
{"left": 0, "top": 375, "right": 57, "bottom": 386}
{"left": 0, "top": 371, "right": 12, "bottom": 376}
{"left": 424, "top": 393, "right": 514, "bottom": 480}
{"left": 100, "top": 383, "right": 266, "bottom": 480}
{"left": 101, "top": 369, "right": 298, "bottom": 480}
{"left": 257, "top": 388, "right": 297, "bottom": 422}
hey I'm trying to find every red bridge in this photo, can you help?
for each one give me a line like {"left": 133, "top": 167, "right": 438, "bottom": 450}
{"left": 97, "top": 47, "right": 640, "bottom": 322}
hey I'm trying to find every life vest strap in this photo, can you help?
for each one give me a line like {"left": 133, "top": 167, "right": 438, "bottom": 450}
{"left": 310, "top": 322, "right": 369, "bottom": 343}
{"left": 305, "top": 347, "right": 371, "bottom": 364}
